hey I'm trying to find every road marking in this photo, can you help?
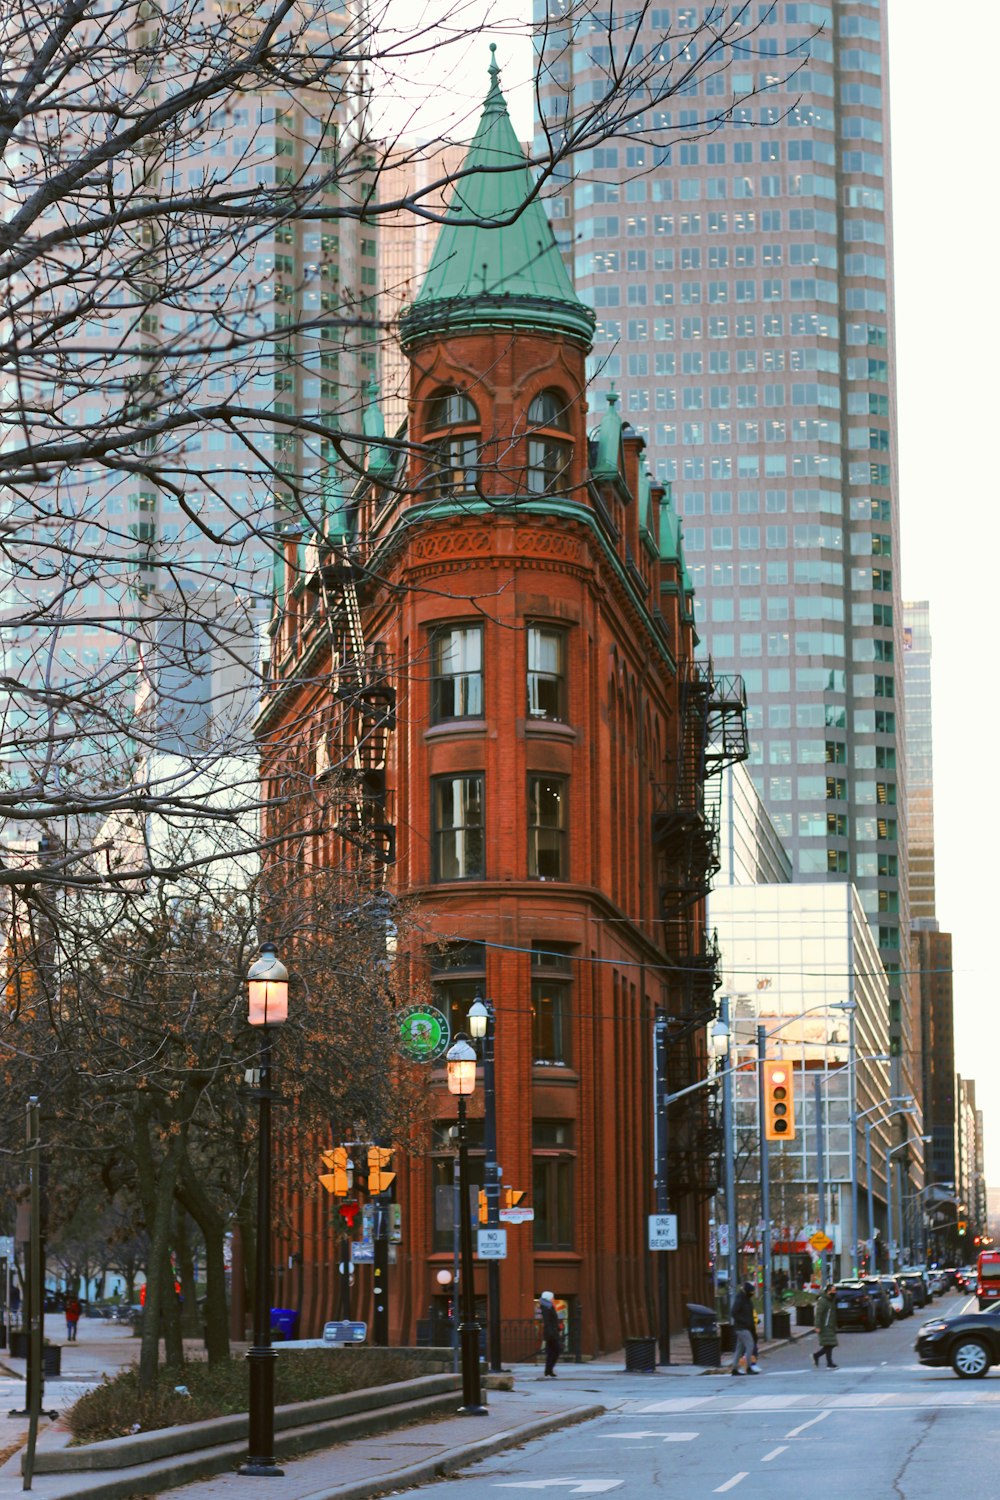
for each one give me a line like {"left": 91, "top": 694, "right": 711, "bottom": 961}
{"left": 607, "top": 1432, "right": 669, "bottom": 1441}
{"left": 785, "top": 1408, "right": 832, "bottom": 1438}
{"left": 761, "top": 1447, "right": 788, "bottom": 1463}
{"left": 737, "top": 1395, "right": 806, "bottom": 1410}
{"left": 634, "top": 1397, "right": 712, "bottom": 1413}
{"left": 495, "top": 1483, "right": 623, "bottom": 1494}
{"left": 662, "top": 1433, "right": 698, "bottom": 1442}
{"left": 714, "top": 1474, "right": 748, "bottom": 1493}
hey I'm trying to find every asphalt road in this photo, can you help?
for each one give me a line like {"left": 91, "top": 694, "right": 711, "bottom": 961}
{"left": 418, "top": 1292, "right": 997, "bottom": 1498}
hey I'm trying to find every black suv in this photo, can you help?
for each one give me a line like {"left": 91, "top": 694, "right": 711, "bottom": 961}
{"left": 916, "top": 1307, "right": 1000, "bottom": 1378}
{"left": 860, "top": 1278, "right": 893, "bottom": 1327}
{"left": 833, "top": 1280, "right": 878, "bottom": 1332}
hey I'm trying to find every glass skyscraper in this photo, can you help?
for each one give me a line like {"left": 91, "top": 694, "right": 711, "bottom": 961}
{"left": 536, "top": 0, "right": 908, "bottom": 1067}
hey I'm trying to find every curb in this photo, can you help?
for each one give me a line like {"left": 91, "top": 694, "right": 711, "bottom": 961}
{"left": 293, "top": 1402, "right": 606, "bottom": 1500}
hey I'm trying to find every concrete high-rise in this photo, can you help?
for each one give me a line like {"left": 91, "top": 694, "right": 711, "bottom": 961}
{"left": 903, "top": 600, "right": 934, "bottom": 920}
{"left": 537, "top": 2, "right": 908, "bottom": 1067}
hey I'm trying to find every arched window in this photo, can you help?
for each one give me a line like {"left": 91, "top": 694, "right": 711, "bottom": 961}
{"left": 424, "top": 387, "right": 480, "bottom": 498}
{"left": 527, "top": 389, "right": 572, "bottom": 496}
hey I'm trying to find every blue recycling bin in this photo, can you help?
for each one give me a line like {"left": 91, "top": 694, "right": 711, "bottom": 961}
{"left": 270, "top": 1307, "right": 299, "bottom": 1341}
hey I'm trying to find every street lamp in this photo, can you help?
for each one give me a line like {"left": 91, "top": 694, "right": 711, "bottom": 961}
{"left": 710, "top": 1005, "right": 738, "bottom": 1300}
{"left": 861, "top": 1099, "right": 916, "bottom": 1272}
{"left": 241, "top": 941, "right": 289, "bottom": 1478}
{"left": 467, "top": 996, "right": 501, "bottom": 1374}
{"left": 446, "top": 1035, "right": 487, "bottom": 1416}
{"left": 886, "top": 1134, "right": 931, "bottom": 1273}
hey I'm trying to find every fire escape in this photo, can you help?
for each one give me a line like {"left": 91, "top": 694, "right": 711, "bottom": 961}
{"left": 652, "top": 661, "right": 748, "bottom": 1199}
{"left": 309, "top": 539, "right": 397, "bottom": 876}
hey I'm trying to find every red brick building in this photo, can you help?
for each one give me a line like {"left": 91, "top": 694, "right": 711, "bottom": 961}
{"left": 257, "top": 55, "right": 746, "bottom": 1355}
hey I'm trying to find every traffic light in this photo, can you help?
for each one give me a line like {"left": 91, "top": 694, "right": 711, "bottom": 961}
{"left": 319, "top": 1147, "right": 352, "bottom": 1196}
{"left": 958, "top": 1220, "right": 967, "bottom": 1236}
{"left": 502, "top": 1188, "right": 525, "bottom": 1209}
{"left": 367, "top": 1146, "right": 395, "bottom": 1194}
{"left": 762, "top": 1061, "right": 795, "bottom": 1141}
{"left": 478, "top": 1190, "right": 488, "bottom": 1224}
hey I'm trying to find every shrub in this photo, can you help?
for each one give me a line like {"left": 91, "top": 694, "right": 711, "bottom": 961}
{"left": 68, "top": 1349, "right": 426, "bottom": 1445}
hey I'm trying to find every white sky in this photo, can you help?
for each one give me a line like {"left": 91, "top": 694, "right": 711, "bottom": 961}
{"left": 376, "top": 1, "right": 1000, "bottom": 1181}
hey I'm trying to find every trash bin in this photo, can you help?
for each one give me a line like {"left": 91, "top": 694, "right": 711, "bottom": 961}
{"left": 795, "top": 1303, "right": 815, "bottom": 1327}
{"left": 771, "top": 1310, "right": 791, "bottom": 1340}
{"left": 719, "top": 1322, "right": 735, "bottom": 1353}
{"left": 624, "top": 1336, "right": 657, "bottom": 1373}
{"left": 269, "top": 1308, "right": 299, "bottom": 1342}
{"left": 42, "top": 1345, "right": 61, "bottom": 1377}
{"left": 687, "top": 1303, "right": 722, "bottom": 1368}
{"left": 10, "top": 1331, "right": 28, "bottom": 1359}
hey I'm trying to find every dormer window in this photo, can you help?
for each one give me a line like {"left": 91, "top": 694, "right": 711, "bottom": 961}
{"left": 527, "top": 389, "right": 571, "bottom": 496}
{"left": 424, "top": 388, "right": 480, "bottom": 499}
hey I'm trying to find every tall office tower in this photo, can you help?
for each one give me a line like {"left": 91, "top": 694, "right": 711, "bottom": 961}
{"left": 537, "top": 1, "right": 909, "bottom": 1067}
{"left": 903, "top": 600, "right": 935, "bottom": 920}
{"left": 0, "top": 3, "right": 374, "bottom": 860}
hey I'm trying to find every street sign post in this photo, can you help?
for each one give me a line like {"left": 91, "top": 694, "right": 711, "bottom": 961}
{"left": 648, "top": 1213, "right": 678, "bottom": 1251}
{"left": 476, "top": 1228, "right": 507, "bottom": 1259}
{"left": 498, "top": 1206, "right": 534, "bottom": 1223}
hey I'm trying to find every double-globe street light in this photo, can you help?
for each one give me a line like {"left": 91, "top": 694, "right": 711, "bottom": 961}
{"left": 241, "top": 941, "right": 289, "bottom": 1478}
{"left": 887, "top": 1133, "right": 932, "bottom": 1273}
{"left": 862, "top": 1099, "right": 916, "bottom": 1273}
{"left": 446, "top": 1035, "right": 487, "bottom": 1416}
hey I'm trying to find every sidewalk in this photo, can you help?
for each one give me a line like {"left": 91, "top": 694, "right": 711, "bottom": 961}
{"left": 0, "top": 1319, "right": 813, "bottom": 1500}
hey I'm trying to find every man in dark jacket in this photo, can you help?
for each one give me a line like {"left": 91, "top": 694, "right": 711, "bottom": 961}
{"left": 539, "top": 1291, "right": 562, "bottom": 1377}
{"left": 730, "top": 1281, "right": 759, "bottom": 1375}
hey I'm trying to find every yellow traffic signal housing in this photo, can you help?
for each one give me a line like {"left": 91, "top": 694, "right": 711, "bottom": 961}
{"left": 763, "top": 1061, "right": 795, "bottom": 1141}
{"left": 503, "top": 1188, "right": 525, "bottom": 1209}
{"left": 478, "top": 1190, "right": 488, "bottom": 1224}
{"left": 319, "top": 1146, "right": 352, "bottom": 1196}
{"left": 367, "top": 1146, "right": 395, "bottom": 1194}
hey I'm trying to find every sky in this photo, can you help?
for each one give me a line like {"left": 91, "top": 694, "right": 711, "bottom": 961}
{"left": 375, "top": 1, "right": 999, "bottom": 1179}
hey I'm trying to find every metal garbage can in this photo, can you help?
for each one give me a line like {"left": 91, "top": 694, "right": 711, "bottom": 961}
{"left": 771, "top": 1310, "right": 792, "bottom": 1340}
{"left": 795, "top": 1303, "right": 815, "bottom": 1327}
{"left": 42, "top": 1345, "right": 61, "bottom": 1377}
{"left": 624, "top": 1336, "right": 657, "bottom": 1373}
{"left": 687, "top": 1303, "right": 721, "bottom": 1368}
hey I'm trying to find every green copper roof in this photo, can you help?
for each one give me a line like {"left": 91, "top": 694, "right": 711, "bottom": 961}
{"left": 321, "top": 465, "right": 352, "bottom": 543}
{"left": 659, "top": 490, "right": 682, "bottom": 564}
{"left": 400, "top": 46, "right": 595, "bottom": 349}
{"left": 590, "top": 387, "right": 624, "bottom": 481}
{"left": 363, "top": 380, "right": 396, "bottom": 478}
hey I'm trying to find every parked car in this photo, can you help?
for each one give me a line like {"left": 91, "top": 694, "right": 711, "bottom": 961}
{"left": 873, "top": 1276, "right": 908, "bottom": 1319}
{"left": 860, "top": 1278, "right": 893, "bottom": 1327}
{"left": 833, "top": 1280, "right": 878, "bottom": 1331}
{"left": 916, "top": 1305, "right": 1000, "bottom": 1377}
{"left": 898, "top": 1272, "right": 929, "bottom": 1309}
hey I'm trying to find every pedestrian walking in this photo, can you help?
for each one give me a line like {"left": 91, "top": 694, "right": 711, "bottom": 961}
{"left": 65, "top": 1293, "right": 82, "bottom": 1341}
{"left": 730, "top": 1281, "right": 759, "bottom": 1376}
{"left": 812, "top": 1283, "right": 839, "bottom": 1369}
{"left": 538, "top": 1291, "right": 562, "bottom": 1378}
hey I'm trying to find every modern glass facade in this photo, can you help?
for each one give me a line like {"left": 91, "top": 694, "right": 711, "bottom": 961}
{"left": 536, "top": 0, "right": 909, "bottom": 1078}
{"left": 712, "top": 881, "right": 895, "bottom": 1271}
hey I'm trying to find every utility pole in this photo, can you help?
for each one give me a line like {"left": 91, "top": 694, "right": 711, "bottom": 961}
{"left": 815, "top": 1073, "right": 826, "bottom": 1287}
{"left": 757, "top": 1025, "right": 772, "bottom": 1341}
{"left": 654, "top": 1011, "right": 670, "bottom": 1365}
{"left": 720, "top": 997, "right": 738, "bottom": 1300}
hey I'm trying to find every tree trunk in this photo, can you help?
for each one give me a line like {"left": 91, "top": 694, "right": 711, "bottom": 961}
{"left": 177, "top": 1159, "right": 230, "bottom": 1364}
{"left": 161, "top": 1243, "right": 184, "bottom": 1370}
{"left": 236, "top": 1194, "right": 257, "bottom": 1344}
{"left": 134, "top": 1112, "right": 186, "bottom": 1392}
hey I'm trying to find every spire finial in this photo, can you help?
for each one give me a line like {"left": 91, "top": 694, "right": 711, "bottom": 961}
{"left": 607, "top": 383, "right": 619, "bottom": 407}
{"left": 488, "top": 42, "right": 499, "bottom": 80}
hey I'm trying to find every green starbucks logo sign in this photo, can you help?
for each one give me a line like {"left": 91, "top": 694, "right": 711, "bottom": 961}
{"left": 398, "top": 1005, "right": 450, "bottom": 1062}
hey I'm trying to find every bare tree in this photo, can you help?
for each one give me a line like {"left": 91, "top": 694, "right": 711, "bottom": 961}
{"left": 0, "top": 0, "right": 792, "bottom": 897}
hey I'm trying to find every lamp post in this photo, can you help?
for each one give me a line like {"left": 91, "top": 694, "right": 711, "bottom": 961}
{"left": 241, "top": 941, "right": 289, "bottom": 1478}
{"left": 446, "top": 1035, "right": 487, "bottom": 1415}
{"left": 886, "top": 1134, "right": 931, "bottom": 1273}
{"left": 861, "top": 1098, "right": 915, "bottom": 1273}
{"left": 710, "top": 1004, "right": 738, "bottom": 1299}
{"left": 467, "top": 996, "right": 501, "bottom": 1373}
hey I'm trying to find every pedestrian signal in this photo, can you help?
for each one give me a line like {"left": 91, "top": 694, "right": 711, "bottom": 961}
{"left": 478, "top": 1190, "right": 488, "bottom": 1224}
{"left": 763, "top": 1061, "right": 795, "bottom": 1141}
{"left": 319, "top": 1147, "right": 352, "bottom": 1196}
{"left": 502, "top": 1188, "right": 525, "bottom": 1209}
{"left": 367, "top": 1146, "right": 395, "bottom": 1194}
